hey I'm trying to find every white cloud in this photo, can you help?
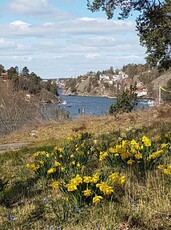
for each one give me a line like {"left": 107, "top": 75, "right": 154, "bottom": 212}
{"left": 59, "top": 18, "right": 135, "bottom": 35}
{"left": 9, "top": 0, "right": 71, "bottom": 19}
{"left": 78, "top": 37, "right": 117, "bottom": 47}
{"left": 85, "top": 53, "right": 102, "bottom": 60}
{"left": 0, "top": 38, "right": 16, "bottom": 49}
{"left": 9, "top": 20, "right": 31, "bottom": 32}
{"left": 9, "top": 0, "right": 48, "bottom": 14}
{"left": 12, "top": 55, "right": 33, "bottom": 62}
{"left": 43, "top": 22, "right": 54, "bottom": 27}
{"left": 0, "top": 17, "right": 135, "bottom": 39}
{"left": 0, "top": 1, "right": 146, "bottom": 78}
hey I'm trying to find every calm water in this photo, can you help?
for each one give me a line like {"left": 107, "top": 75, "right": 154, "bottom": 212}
{"left": 59, "top": 95, "right": 116, "bottom": 117}
{"left": 45, "top": 94, "right": 152, "bottom": 118}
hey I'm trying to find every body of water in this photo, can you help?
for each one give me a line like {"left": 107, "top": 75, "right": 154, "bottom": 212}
{"left": 60, "top": 95, "right": 116, "bottom": 117}
{"left": 45, "top": 94, "right": 154, "bottom": 118}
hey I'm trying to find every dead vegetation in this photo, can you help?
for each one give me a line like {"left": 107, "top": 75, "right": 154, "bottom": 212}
{"left": 1, "top": 103, "right": 171, "bottom": 146}
{"left": 0, "top": 81, "right": 41, "bottom": 136}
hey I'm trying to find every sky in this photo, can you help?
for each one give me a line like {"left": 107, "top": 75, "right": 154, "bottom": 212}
{"left": 0, "top": 0, "right": 146, "bottom": 79}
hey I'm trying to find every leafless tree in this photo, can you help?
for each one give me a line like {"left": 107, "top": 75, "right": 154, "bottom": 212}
{"left": 0, "top": 81, "right": 41, "bottom": 135}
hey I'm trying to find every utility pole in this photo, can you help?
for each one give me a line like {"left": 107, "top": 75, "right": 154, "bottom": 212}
{"left": 158, "top": 85, "right": 161, "bottom": 105}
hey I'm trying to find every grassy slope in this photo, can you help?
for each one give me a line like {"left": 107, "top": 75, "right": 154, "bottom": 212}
{"left": 1, "top": 104, "right": 171, "bottom": 145}
{"left": 0, "top": 105, "right": 171, "bottom": 230}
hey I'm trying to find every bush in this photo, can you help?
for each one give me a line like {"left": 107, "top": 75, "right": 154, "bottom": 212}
{"left": 109, "top": 84, "right": 138, "bottom": 115}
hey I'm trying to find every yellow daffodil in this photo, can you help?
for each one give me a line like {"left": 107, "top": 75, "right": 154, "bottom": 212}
{"left": 135, "top": 153, "right": 142, "bottom": 160}
{"left": 93, "top": 140, "right": 97, "bottom": 144}
{"left": 168, "top": 164, "right": 171, "bottom": 169}
{"left": 54, "top": 161, "right": 61, "bottom": 167}
{"left": 81, "top": 143, "right": 85, "bottom": 147}
{"left": 104, "top": 186, "right": 113, "bottom": 195}
{"left": 54, "top": 146, "right": 58, "bottom": 151}
{"left": 78, "top": 151, "right": 84, "bottom": 156}
{"left": 142, "top": 136, "right": 151, "bottom": 147}
{"left": 127, "top": 159, "right": 134, "bottom": 165}
{"left": 33, "top": 152, "right": 39, "bottom": 157}
{"left": 70, "top": 175, "right": 82, "bottom": 186}
{"left": 161, "top": 143, "right": 167, "bottom": 148}
{"left": 58, "top": 147, "right": 63, "bottom": 152}
{"left": 118, "top": 176, "right": 126, "bottom": 185}
{"left": 26, "top": 163, "right": 38, "bottom": 171}
{"left": 76, "top": 133, "right": 82, "bottom": 139}
{"left": 121, "top": 151, "right": 128, "bottom": 160}
{"left": 96, "top": 182, "right": 113, "bottom": 195}
{"left": 93, "top": 195, "right": 103, "bottom": 204}
{"left": 66, "top": 183, "right": 77, "bottom": 192}
{"left": 108, "top": 172, "right": 119, "bottom": 181}
{"left": 148, "top": 150, "right": 163, "bottom": 160}
{"left": 39, "top": 160, "right": 44, "bottom": 166}
{"left": 52, "top": 181, "right": 60, "bottom": 189}
{"left": 109, "top": 147, "right": 116, "bottom": 154}
{"left": 157, "top": 165, "right": 164, "bottom": 170}
{"left": 41, "top": 151, "right": 46, "bottom": 155}
{"left": 60, "top": 166, "right": 65, "bottom": 172}
{"left": 47, "top": 168, "right": 56, "bottom": 174}
{"left": 115, "top": 144, "right": 122, "bottom": 152}
{"left": 77, "top": 163, "right": 81, "bottom": 168}
{"left": 130, "top": 139, "right": 140, "bottom": 150}
{"left": 83, "top": 189, "right": 91, "bottom": 197}
{"left": 63, "top": 196, "right": 69, "bottom": 202}
{"left": 75, "top": 174, "right": 82, "bottom": 184}
{"left": 91, "top": 173, "right": 100, "bottom": 183}
{"left": 99, "top": 151, "right": 108, "bottom": 161}
{"left": 83, "top": 176, "right": 92, "bottom": 183}
{"left": 163, "top": 169, "right": 171, "bottom": 175}
{"left": 67, "top": 136, "right": 73, "bottom": 141}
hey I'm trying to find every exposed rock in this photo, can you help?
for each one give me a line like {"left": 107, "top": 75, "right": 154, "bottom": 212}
{"left": 151, "top": 71, "right": 171, "bottom": 91}
{"left": 40, "top": 88, "right": 60, "bottom": 104}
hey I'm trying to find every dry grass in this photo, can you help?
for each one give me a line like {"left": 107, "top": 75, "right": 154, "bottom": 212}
{"left": 0, "top": 105, "right": 171, "bottom": 229}
{"left": 1, "top": 104, "right": 171, "bottom": 146}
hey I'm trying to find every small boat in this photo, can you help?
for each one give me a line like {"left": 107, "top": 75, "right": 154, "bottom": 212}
{"left": 62, "top": 100, "right": 67, "bottom": 105}
{"left": 147, "top": 100, "right": 155, "bottom": 107}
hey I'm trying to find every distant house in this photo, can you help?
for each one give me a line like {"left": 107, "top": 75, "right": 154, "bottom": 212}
{"left": 99, "top": 74, "right": 110, "bottom": 81}
{"left": 0, "top": 72, "right": 8, "bottom": 79}
{"left": 136, "top": 88, "right": 148, "bottom": 97}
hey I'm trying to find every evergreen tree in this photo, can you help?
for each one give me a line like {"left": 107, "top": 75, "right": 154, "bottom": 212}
{"left": 109, "top": 84, "right": 138, "bottom": 115}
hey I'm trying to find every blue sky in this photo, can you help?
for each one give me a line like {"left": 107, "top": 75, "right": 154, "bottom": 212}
{"left": 0, "top": 0, "right": 146, "bottom": 79}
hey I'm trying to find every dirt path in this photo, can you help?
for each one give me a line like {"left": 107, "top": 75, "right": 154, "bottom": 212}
{"left": 0, "top": 142, "right": 30, "bottom": 153}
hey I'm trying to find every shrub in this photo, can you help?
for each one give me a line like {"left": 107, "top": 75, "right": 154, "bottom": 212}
{"left": 109, "top": 84, "right": 138, "bottom": 115}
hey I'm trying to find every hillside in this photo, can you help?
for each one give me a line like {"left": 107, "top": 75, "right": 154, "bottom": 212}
{"left": 62, "top": 66, "right": 171, "bottom": 99}
{"left": 0, "top": 79, "right": 60, "bottom": 136}
{"left": 151, "top": 71, "right": 171, "bottom": 92}
{"left": 0, "top": 104, "right": 171, "bottom": 229}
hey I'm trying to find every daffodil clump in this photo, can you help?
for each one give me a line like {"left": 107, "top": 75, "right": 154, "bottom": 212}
{"left": 102, "top": 135, "right": 171, "bottom": 174}
{"left": 157, "top": 164, "right": 171, "bottom": 175}
{"left": 64, "top": 171, "right": 125, "bottom": 205}
{"left": 26, "top": 131, "right": 171, "bottom": 208}
{"left": 26, "top": 132, "right": 97, "bottom": 179}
